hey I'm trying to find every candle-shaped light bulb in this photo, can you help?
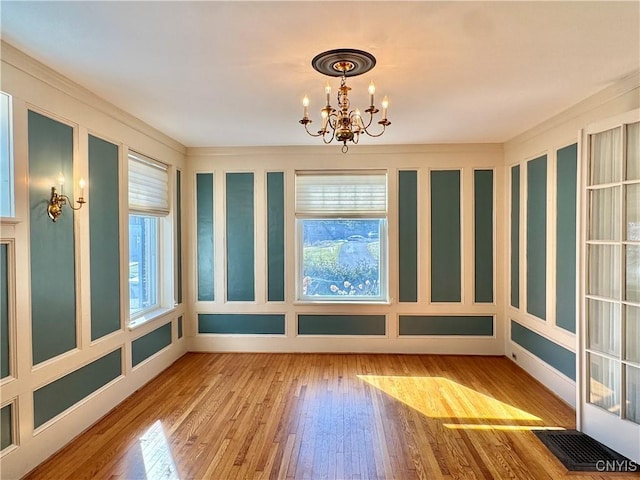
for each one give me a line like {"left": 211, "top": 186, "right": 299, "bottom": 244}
{"left": 321, "top": 109, "right": 329, "bottom": 130}
{"left": 355, "top": 108, "right": 363, "bottom": 130}
{"left": 57, "top": 172, "right": 65, "bottom": 194}
{"left": 302, "top": 95, "right": 310, "bottom": 119}
{"left": 78, "top": 177, "right": 86, "bottom": 198}
{"left": 325, "top": 83, "right": 331, "bottom": 106}
{"left": 381, "top": 96, "right": 389, "bottom": 119}
{"left": 368, "top": 81, "right": 376, "bottom": 106}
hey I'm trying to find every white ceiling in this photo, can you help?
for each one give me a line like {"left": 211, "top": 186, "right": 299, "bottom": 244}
{"left": 1, "top": 1, "right": 639, "bottom": 148}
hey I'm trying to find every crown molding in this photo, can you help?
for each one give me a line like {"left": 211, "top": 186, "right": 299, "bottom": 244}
{"left": 506, "top": 70, "right": 640, "bottom": 147}
{"left": 1, "top": 41, "right": 186, "bottom": 155}
{"left": 186, "top": 142, "right": 503, "bottom": 158}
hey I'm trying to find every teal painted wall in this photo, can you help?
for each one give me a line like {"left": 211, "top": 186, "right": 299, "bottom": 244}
{"left": 474, "top": 170, "right": 494, "bottom": 303}
{"left": 226, "top": 173, "right": 255, "bottom": 301}
{"left": 398, "top": 170, "right": 418, "bottom": 302}
{"left": 527, "top": 155, "right": 547, "bottom": 320}
{"left": 298, "top": 314, "right": 386, "bottom": 336}
{"left": 196, "top": 173, "right": 214, "bottom": 301}
{"left": 199, "top": 314, "right": 285, "bottom": 335}
{"left": 28, "top": 111, "right": 77, "bottom": 364}
{"left": 431, "top": 170, "right": 461, "bottom": 302}
{"left": 399, "top": 315, "right": 493, "bottom": 336}
{"left": 511, "top": 165, "right": 520, "bottom": 308}
{"left": 556, "top": 144, "right": 578, "bottom": 333}
{"left": 178, "top": 316, "right": 183, "bottom": 339}
{"left": 1, "top": 244, "right": 9, "bottom": 378}
{"left": 176, "top": 170, "right": 183, "bottom": 304}
{"left": 88, "top": 135, "right": 121, "bottom": 340}
{"left": 0, "top": 404, "right": 11, "bottom": 450}
{"left": 33, "top": 349, "right": 122, "bottom": 428}
{"left": 511, "top": 321, "right": 575, "bottom": 380}
{"left": 132, "top": 323, "right": 172, "bottom": 367}
{"left": 267, "top": 172, "right": 285, "bottom": 302}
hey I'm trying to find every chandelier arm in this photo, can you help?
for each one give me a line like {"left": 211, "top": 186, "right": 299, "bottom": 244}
{"left": 362, "top": 124, "right": 388, "bottom": 138}
{"left": 303, "top": 122, "right": 323, "bottom": 138}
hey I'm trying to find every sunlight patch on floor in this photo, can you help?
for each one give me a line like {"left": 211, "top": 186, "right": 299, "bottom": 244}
{"left": 358, "top": 375, "right": 547, "bottom": 427}
{"left": 443, "top": 424, "right": 565, "bottom": 431}
{"left": 139, "top": 420, "right": 179, "bottom": 480}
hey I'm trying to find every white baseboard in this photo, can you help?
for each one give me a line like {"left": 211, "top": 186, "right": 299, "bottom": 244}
{"left": 2, "top": 346, "right": 186, "bottom": 480}
{"left": 508, "top": 342, "right": 576, "bottom": 408}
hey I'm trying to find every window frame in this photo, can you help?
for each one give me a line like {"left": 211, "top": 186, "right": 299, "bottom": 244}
{"left": 127, "top": 151, "right": 174, "bottom": 326}
{"left": 0, "top": 91, "right": 14, "bottom": 219}
{"left": 294, "top": 170, "right": 389, "bottom": 304}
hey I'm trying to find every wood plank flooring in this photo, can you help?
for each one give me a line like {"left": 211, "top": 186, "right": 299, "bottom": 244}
{"left": 24, "top": 354, "right": 637, "bottom": 479}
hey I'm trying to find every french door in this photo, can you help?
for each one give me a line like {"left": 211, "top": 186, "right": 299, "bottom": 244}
{"left": 580, "top": 109, "right": 640, "bottom": 462}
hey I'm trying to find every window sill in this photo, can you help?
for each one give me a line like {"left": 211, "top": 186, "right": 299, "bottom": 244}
{"left": 128, "top": 307, "right": 174, "bottom": 330}
{"left": 294, "top": 299, "right": 391, "bottom": 306}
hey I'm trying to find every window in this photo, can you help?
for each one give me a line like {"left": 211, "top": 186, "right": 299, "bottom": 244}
{"left": 296, "top": 171, "right": 388, "bottom": 302}
{"left": 128, "top": 152, "right": 170, "bottom": 319}
{"left": 0, "top": 91, "right": 14, "bottom": 218}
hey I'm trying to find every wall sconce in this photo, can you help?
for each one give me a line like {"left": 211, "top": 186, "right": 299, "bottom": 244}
{"left": 47, "top": 173, "right": 86, "bottom": 222}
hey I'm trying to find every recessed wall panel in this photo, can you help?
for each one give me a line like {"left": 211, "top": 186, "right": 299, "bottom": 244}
{"left": 298, "top": 314, "right": 386, "bottom": 336}
{"left": 198, "top": 314, "right": 284, "bottom": 335}
{"left": 556, "top": 144, "right": 578, "bottom": 333}
{"left": 399, "top": 170, "right": 418, "bottom": 302}
{"left": 1, "top": 244, "right": 9, "bottom": 378}
{"left": 33, "top": 349, "right": 122, "bottom": 428}
{"left": 132, "top": 323, "right": 172, "bottom": 367}
{"left": 0, "top": 404, "right": 12, "bottom": 450}
{"left": 267, "top": 172, "right": 285, "bottom": 302}
{"left": 88, "top": 135, "right": 120, "bottom": 340}
{"left": 431, "top": 170, "right": 461, "bottom": 302}
{"left": 399, "top": 315, "right": 493, "bottom": 336}
{"left": 511, "top": 165, "right": 520, "bottom": 308}
{"left": 226, "top": 173, "right": 255, "bottom": 301}
{"left": 196, "top": 173, "right": 214, "bottom": 301}
{"left": 474, "top": 170, "right": 494, "bottom": 303}
{"left": 28, "top": 111, "right": 76, "bottom": 364}
{"left": 511, "top": 320, "right": 575, "bottom": 380}
{"left": 527, "top": 155, "right": 547, "bottom": 320}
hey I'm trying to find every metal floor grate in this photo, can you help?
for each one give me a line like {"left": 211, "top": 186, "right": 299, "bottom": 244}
{"left": 534, "top": 430, "right": 632, "bottom": 472}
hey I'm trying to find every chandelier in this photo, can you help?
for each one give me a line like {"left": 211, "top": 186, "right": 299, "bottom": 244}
{"left": 299, "top": 49, "right": 391, "bottom": 153}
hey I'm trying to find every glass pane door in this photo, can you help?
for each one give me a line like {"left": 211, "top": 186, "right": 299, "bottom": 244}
{"left": 582, "top": 117, "right": 640, "bottom": 463}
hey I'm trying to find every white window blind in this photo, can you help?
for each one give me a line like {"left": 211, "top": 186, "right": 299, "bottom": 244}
{"left": 296, "top": 171, "right": 387, "bottom": 215}
{"left": 129, "top": 152, "right": 169, "bottom": 216}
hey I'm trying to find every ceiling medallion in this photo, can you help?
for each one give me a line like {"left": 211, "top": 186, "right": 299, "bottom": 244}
{"left": 300, "top": 49, "right": 390, "bottom": 153}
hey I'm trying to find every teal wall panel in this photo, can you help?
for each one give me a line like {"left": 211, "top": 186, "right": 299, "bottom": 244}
{"left": 398, "top": 170, "right": 418, "bottom": 302}
{"left": 196, "top": 173, "right": 214, "bottom": 301}
{"left": 298, "top": 314, "right": 386, "bottom": 336}
{"left": 226, "top": 173, "right": 255, "bottom": 301}
{"left": 178, "top": 316, "right": 183, "bottom": 339}
{"left": 267, "top": 172, "right": 285, "bottom": 302}
{"left": 33, "top": 349, "right": 122, "bottom": 428}
{"left": 474, "top": 170, "right": 494, "bottom": 303}
{"left": 28, "top": 111, "right": 76, "bottom": 364}
{"left": 399, "top": 315, "right": 493, "bottom": 336}
{"left": 431, "top": 170, "right": 461, "bottom": 302}
{"left": 511, "top": 321, "right": 575, "bottom": 380}
{"left": 556, "top": 144, "right": 578, "bottom": 333}
{"left": 527, "top": 156, "right": 547, "bottom": 320}
{"left": 198, "top": 314, "right": 284, "bottom": 334}
{"left": 132, "top": 322, "right": 172, "bottom": 367}
{"left": 88, "top": 135, "right": 120, "bottom": 341}
{"left": 511, "top": 165, "right": 520, "bottom": 308}
{"left": 0, "top": 404, "right": 12, "bottom": 450}
{"left": 1, "top": 244, "right": 9, "bottom": 378}
{"left": 176, "top": 170, "right": 183, "bottom": 304}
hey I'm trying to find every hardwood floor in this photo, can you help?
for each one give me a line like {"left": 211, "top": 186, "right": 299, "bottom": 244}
{"left": 24, "top": 354, "right": 636, "bottom": 479}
